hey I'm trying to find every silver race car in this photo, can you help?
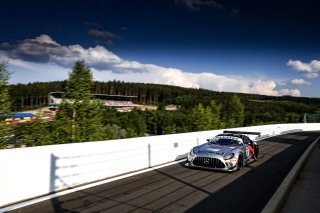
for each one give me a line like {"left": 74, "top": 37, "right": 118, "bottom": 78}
{"left": 185, "top": 131, "right": 260, "bottom": 172}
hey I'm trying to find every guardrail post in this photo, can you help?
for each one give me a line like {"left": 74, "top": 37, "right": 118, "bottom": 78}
{"left": 148, "top": 143, "right": 151, "bottom": 168}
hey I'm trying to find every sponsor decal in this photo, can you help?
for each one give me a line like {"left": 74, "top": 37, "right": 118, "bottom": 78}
{"left": 198, "top": 150, "right": 224, "bottom": 155}
{"left": 215, "top": 135, "right": 243, "bottom": 142}
{"left": 204, "top": 158, "right": 210, "bottom": 164}
{"left": 246, "top": 147, "right": 250, "bottom": 157}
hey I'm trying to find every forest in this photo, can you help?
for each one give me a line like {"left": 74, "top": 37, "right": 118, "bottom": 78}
{"left": 1, "top": 61, "right": 320, "bottom": 148}
{"left": 9, "top": 80, "right": 320, "bottom": 125}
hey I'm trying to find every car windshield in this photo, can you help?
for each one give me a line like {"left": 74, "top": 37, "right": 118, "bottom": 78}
{"left": 210, "top": 136, "right": 243, "bottom": 146}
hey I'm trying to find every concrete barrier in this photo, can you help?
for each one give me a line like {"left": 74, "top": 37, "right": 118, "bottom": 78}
{"left": 0, "top": 123, "right": 319, "bottom": 207}
{"left": 261, "top": 135, "right": 320, "bottom": 213}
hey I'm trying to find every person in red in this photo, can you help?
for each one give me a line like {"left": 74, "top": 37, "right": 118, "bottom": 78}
{"left": 248, "top": 140, "right": 258, "bottom": 160}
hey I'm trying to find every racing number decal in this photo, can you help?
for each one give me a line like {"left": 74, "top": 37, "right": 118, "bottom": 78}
{"left": 245, "top": 147, "right": 250, "bottom": 157}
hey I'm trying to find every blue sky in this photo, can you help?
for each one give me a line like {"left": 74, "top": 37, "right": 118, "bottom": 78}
{"left": 1, "top": 0, "right": 320, "bottom": 97}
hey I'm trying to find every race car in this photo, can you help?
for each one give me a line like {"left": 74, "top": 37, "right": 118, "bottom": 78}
{"left": 185, "top": 130, "right": 260, "bottom": 172}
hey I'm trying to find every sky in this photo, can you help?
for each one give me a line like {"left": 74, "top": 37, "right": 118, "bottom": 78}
{"left": 1, "top": 0, "right": 320, "bottom": 98}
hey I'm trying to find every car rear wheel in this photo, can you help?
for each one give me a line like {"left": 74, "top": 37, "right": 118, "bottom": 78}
{"left": 254, "top": 145, "right": 259, "bottom": 160}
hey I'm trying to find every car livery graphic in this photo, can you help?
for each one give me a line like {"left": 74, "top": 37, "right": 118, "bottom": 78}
{"left": 185, "top": 130, "right": 260, "bottom": 172}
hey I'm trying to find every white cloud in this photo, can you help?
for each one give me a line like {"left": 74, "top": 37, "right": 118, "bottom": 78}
{"left": 1, "top": 35, "right": 301, "bottom": 97}
{"left": 277, "top": 81, "right": 287, "bottom": 86}
{"left": 88, "top": 29, "right": 120, "bottom": 40}
{"left": 287, "top": 59, "right": 320, "bottom": 79}
{"left": 174, "top": 0, "right": 240, "bottom": 17}
{"left": 0, "top": 50, "right": 69, "bottom": 83}
{"left": 33, "top": 34, "right": 59, "bottom": 45}
{"left": 278, "top": 89, "right": 301, "bottom": 97}
{"left": 291, "top": 79, "right": 311, "bottom": 85}
{"left": 305, "top": 72, "right": 318, "bottom": 79}
{"left": 175, "top": 0, "right": 224, "bottom": 11}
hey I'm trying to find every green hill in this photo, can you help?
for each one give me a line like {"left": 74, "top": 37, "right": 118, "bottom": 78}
{"left": 9, "top": 81, "right": 320, "bottom": 124}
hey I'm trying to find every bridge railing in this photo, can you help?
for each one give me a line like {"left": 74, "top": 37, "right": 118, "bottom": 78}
{"left": 0, "top": 123, "right": 319, "bottom": 207}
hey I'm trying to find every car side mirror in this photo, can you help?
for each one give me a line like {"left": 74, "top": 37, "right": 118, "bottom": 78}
{"left": 206, "top": 139, "right": 210, "bottom": 142}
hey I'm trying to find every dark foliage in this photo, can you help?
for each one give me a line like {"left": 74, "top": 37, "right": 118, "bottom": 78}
{"left": 5, "top": 80, "right": 320, "bottom": 147}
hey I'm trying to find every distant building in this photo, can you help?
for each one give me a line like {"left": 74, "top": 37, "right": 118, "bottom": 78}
{"left": 165, "top": 104, "right": 178, "bottom": 111}
{"left": 48, "top": 92, "right": 137, "bottom": 112}
{"left": 5, "top": 112, "right": 37, "bottom": 124}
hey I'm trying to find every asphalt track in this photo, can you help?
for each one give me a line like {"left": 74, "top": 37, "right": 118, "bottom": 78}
{"left": 9, "top": 131, "right": 320, "bottom": 213}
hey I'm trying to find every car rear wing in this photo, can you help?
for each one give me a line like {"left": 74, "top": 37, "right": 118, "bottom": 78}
{"left": 223, "top": 130, "right": 261, "bottom": 137}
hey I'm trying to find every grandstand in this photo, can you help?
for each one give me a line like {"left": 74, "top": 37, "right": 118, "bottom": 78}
{"left": 48, "top": 92, "right": 137, "bottom": 112}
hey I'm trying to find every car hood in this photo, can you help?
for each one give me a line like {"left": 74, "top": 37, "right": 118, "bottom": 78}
{"left": 194, "top": 143, "right": 238, "bottom": 156}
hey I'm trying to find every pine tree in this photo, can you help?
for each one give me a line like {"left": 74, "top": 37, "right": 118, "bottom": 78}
{"left": 209, "top": 100, "right": 223, "bottom": 129}
{"left": 192, "top": 103, "right": 212, "bottom": 131}
{"left": 53, "top": 61, "right": 106, "bottom": 143}
{"left": 223, "top": 95, "right": 245, "bottom": 128}
{"left": 15, "top": 120, "right": 53, "bottom": 146}
{"left": 0, "top": 62, "right": 12, "bottom": 148}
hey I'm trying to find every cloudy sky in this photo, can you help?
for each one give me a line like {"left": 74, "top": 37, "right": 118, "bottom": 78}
{"left": 1, "top": 0, "right": 320, "bottom": 97}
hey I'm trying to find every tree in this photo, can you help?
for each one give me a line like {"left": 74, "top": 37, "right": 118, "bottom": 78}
{"left": 14, "top": 120, "right": 53, "bottom": 146}
{"left": 53, "top": 61, "right": 106, "bottom": 143}
{"left": 0, "top": 62, "right": 12, "bottom": 148}
{"left": 223, "top": 95, "right": 245, "bottom": 128}
{"left": 209, "top": 100, "right": 223, "bottom": 129}
{"left": 0, "top": 62, "right": 11, "bottom": 112}
{"left": 126, "top": 110, "right": 146, "bottom": 136}
{"left": 192, "top": 103, "right": 212, "bottom": 131}
{"left": 145, "top": 110, "right": 157, "bottom": 135}
{"left": 63, "top": 61, "right": 93, "bottom": 100}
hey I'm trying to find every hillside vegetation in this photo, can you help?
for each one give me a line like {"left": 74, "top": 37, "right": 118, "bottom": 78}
{"left": 9, "top": 80, "right": 320, "bottom": 125}
{"left": 2, "top": 61, "right": 320, "bottom": 148}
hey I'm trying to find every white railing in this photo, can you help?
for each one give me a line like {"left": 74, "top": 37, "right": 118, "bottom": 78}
{"left": 0, "top": 123, "right": 319, "bottom": 207}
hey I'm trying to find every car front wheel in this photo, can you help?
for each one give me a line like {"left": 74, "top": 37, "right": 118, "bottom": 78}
{"left": 237, "top": 154, "right": 244, "bottom": 170}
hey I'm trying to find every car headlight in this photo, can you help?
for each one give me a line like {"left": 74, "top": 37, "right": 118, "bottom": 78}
{"left": 189, "top": 149, "right": 195, "bottom": 157}
{"left": 223, "top": 153, "right": 235, "bottom": 160}
{"left": 187, "top": 149, "right": 196, "bottom": 162}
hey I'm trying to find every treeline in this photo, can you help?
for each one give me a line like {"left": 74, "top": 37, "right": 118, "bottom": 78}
{"left": 2, "top": 60, "right": 320, "bottom": 148}
{"left": 9, "top": 80, "right": 320, "bottom": 125}
{"left": 100, "top": 96, "right": 244, "bottom": 138}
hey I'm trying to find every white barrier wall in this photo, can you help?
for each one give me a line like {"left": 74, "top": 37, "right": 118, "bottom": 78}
{"left": 0, "top": 123, "right": 319, "bottom": 207}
